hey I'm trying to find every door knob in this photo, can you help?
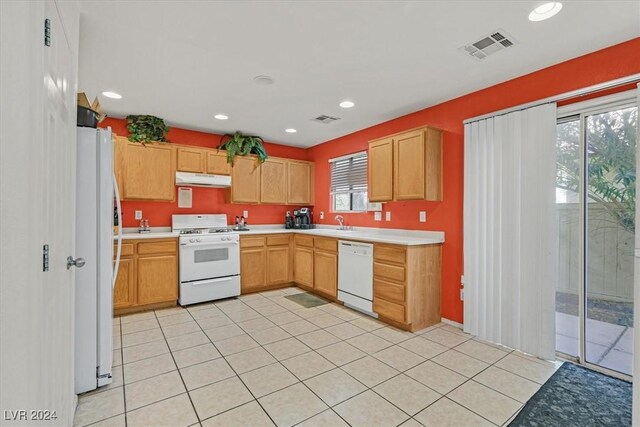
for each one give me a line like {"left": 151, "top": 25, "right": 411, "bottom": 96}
{"left": 67, "top": 256, "right": 86, "bottom": 269}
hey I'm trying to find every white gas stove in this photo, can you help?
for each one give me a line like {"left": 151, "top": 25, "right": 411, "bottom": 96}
{"left": 172, "top": 214, "right": 240, "bottom": 305}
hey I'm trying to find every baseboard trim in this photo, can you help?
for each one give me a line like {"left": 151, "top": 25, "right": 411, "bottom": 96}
{"left": 441, "top": 317, "right": 463, "bottom": 329}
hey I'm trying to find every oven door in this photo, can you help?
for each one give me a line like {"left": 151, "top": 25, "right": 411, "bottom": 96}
{"left": 180, "top": 240, "right": 239, "bottom": 283}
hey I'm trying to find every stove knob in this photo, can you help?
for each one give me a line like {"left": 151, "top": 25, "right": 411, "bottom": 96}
{"left": 224, "top": 236, "right": 230, "bottom": 241}
{"left": 189, "top": 238, "right": 195, "bottom": 243}
{"left": 196, "top": 238, "right": 202, "bottom": 242}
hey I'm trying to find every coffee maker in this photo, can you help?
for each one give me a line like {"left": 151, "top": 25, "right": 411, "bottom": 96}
{"left": 292, "top": 208, "right": 312, "bottom": 229}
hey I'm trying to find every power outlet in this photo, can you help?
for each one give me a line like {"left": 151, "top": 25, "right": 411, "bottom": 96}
{"left": 374, "top": 212, "right": 382, "bottom": 221}
{"left": 385, "top": 211, "right": 391, "bottom": 221}
{"left": 460, "top": 289, "right": 464, "bottom": 301}
{"left": 243, "top": 210, "right": 249, "bottom": 218}
{"left": 134, "top": 210, "right": 142, "bottom": 220}
{"left": 419, "top": 211, "right": 427, "bottom": 222}
{"left": 319, "top": 211, "right": 324, "bottom": 220}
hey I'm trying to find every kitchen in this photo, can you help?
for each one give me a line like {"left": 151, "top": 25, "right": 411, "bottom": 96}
{"left": 1, "top": 1, "right": 639, "bottom": 426}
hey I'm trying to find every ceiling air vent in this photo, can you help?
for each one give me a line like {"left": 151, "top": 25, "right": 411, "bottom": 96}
{"left": 311, "top": 115, "right": 341, "bottom": 124}
{"left": 459, "top": 29, "right": 516, "bottom": 61}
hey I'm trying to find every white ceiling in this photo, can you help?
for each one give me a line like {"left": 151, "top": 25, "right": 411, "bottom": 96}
{"left": 78, "top": 1, "right": 640, "bottom": 147}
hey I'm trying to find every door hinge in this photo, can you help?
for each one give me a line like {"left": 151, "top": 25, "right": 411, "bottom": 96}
{"left": 44, "top": 18, "right": 51, "bottom": 47}
{"left": 43, "top": 244, "right": 49, "bottom": 272}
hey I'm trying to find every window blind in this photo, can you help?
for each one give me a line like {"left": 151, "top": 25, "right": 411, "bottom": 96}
{"left": 330, "top": 151, "right": 368, "bottom": 195}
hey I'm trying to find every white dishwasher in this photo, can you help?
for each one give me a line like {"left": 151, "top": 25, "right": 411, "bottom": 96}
{"left": 338, "top": 240, "right": 376, "bottom": 316}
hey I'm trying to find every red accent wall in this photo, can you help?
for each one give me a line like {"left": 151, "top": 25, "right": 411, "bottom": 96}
{"left": 307, "top": 38, "right": 640, "bottom": 323}
{"left": 102, "top": 117, "right": 309, "bottom": 228}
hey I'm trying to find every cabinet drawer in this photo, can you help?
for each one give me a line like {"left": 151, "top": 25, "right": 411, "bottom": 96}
{"left": 374, "top": 278, "right": 405, "bottom": 304}
{"left": 374, "top": 245, "right": 406, "bottom": 265}
{"left": 266, "top": 234, "right": 290, "bottom": 246}
{"left": 294, "top": 235, "right": 314, "bottom": 248}
{"left": 314, "top": 237, "right": 337, "bottom": 252}
{"left": 374, "top": 297, "right": 405, "bottom": 323}
{"left": 241, "top": 236, "right": 266, "bottom": 248}
{"left": 114, "top": 242, "right": 134, "bottom": 257}
{"left": 374, "top": 262, "right": 405, "bottom": 282}
{"left": 137, "top": 240, "right": 177, "bottom": 255}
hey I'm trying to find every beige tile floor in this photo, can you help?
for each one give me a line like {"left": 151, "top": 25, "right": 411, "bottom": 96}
{"left": 74, "top": 287, "right": 562, "bottom": 427}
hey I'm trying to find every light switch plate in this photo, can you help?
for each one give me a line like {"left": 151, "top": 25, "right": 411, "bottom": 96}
{"left": 134, "top": 210, "right": 142, "bottom": 220}
{"left": 374, "top": 212, "right": 382, "bottom": 221}
{"left": 385, "top": 211, "right": 391, "bottom": 221}
{"left": 243, "top": 210, "right": 249, "bottom": 218}
{"left": 419, "top": 211, "right": 427, "bottom": 222}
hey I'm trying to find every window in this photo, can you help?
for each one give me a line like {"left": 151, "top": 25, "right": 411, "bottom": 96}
{"left": 330, "top": 151, "right": 368, "bottom": 212}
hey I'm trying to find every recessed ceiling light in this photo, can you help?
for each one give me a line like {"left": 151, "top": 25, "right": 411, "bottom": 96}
{"left": 339, "top": 100, "right": 355, "bottom": 108}
{"left": 253, "top": 75, "right": 275, "bottom": 85}
{"left": 528, "top": 2, "right": 563, "bottom": 21}
{"left": 214, "top": 114, "right": 228, "bottom": 120}
{"left": 285, "top": 128, "right": 297, "bottom": 133}
{"left": 101, "top": 91, "right": 122, "bottom": 99}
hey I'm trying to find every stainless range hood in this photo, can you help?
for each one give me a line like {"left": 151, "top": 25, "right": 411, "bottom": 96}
{"left": 175, "top": 171, "right": 231, "bottom": 188}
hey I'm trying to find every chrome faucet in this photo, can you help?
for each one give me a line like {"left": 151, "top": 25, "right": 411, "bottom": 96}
{"left": 335, "top": 215, "right": 345, "bottom": 230}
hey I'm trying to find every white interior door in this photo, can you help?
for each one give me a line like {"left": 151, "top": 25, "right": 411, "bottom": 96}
{"left": 0, "top": 1, "right": 79, "bottom": 424}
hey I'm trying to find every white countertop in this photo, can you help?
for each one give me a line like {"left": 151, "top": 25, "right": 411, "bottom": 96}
{"left": 238, "top": 225, "right": 445, "bottom": 246}
{"left": 114, "top": 225, "right": 444, "bottom": 245}
{"left": 115, "top": 228, "right": 179, "bottom": 240}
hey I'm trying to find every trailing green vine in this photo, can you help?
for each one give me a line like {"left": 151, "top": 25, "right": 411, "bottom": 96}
{"left": 218, "top": 131, "right": 268, "bottom": 165}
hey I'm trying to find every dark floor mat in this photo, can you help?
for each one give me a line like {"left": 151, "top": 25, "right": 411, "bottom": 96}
{"left": 509, "top": 362, "right": 632, "bottom": 427}
{"left": 284, "top": 293, "right": 330, "bottom": 308}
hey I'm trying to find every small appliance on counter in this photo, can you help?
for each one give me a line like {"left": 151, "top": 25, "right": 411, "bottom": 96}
{"left": 233, "top": 215, "right": 250, "bottom": 231}
{"left": 285, "top": 211, "right": 294, "bottom": 229}
{"left": 293, "top": 207, "right": 313, "bottom": 229}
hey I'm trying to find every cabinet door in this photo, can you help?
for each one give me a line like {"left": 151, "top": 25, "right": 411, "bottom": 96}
{"left": 293, "top": 246, "right": 314, "bottom": 287}
{"left": 137, "top": 255, "right": 178, "bottom": 304}
{"left": 176, "top": 147, "right": 205, "bottom": 173}
{"left": 231, "top": 156, "right": 261, "bottom": 203}
{"left": 113, "top": 258, "right": 135, "bottom": 309}
{"left": 287, "top": 161, "right": 314, "bottom": 205}
{"left": 313, "top": 251, "right": 337, "bottom": 298}
{"left": 261, "top": 158, "right": 287, "bottom": 204}
{"left": 368, "top": 137, "right": 394, "bottom": 202}
{"left": 266, "top": 246, "right": 290, "bottom": 285}
{"left": 240, "top": 247, "right": 266, "bottom": 292}
{"left": 394, "top": 130, "right": 425, "bottom": 200}
{"left": 121, "top": 141, "right": 175, "bottom": 201}
{"left": 424, "top": 127, "right": 443, "bottom": 201}
{"left": 206, "top": 151, "right": 231, "bottom": 175}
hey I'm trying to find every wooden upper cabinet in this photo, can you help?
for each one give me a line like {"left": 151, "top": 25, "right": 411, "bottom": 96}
{"left": 260, "top": 158, "right": 287, "bottom": 204}
{"left": 394, "top": 130, "right": 426, "bottom": 200}
{"left": 115, "top": 136, "right": 175, "bottom": 201}
{"left": 287, "top": 160, "right": 314, "bottom": 205}
{"left": 368, "top": 137, "right": 394, "bottom": 202}
{"left": 206, "top": 151, "right": 231, "bottom": 175}
{"left": 176, "top": 146, "right": 205, "bottom": 173}
{"left": 230, "top": 156, "right": 261, "bottom": 203}
{"left": 368, "top": 127, "right": 442, "bottom": 202}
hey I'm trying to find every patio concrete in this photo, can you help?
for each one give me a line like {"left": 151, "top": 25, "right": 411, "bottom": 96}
{"left": 555, "top": 312, "right": 633, "bottom": 376}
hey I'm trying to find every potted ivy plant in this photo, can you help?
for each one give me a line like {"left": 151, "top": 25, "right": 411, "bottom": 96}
{"left": 218, "top": 131, "right": 268, "bottom": 165}
{"left": 126, "top": 115, "right": 170, "bottom": 143}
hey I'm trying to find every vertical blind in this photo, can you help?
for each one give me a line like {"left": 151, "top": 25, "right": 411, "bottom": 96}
{"left": 330, "top": 151, "right": 368, "bottom": 195}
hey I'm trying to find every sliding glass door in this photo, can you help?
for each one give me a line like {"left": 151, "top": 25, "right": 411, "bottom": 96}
{"left": 556, "top": 95, "right": 637, "bottom": 378}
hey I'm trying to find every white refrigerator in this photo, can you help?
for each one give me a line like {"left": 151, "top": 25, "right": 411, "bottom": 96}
{"left": 74, "top": 126, "right": 122, "bottom": 394}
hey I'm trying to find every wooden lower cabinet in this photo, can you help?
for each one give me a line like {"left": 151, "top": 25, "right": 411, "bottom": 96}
{"left": 372, "top": 243, "right": 441, "bottom": 331}
{"left": 266, "top": 246, "right": 290, "bottom": 285}
{"left": 293, "top": 246, "right": 314, "bottom": 288}
{"left": 240, "top": 234, "right": 291, "bottom": 294}
{"left": 137, "top": 255, "right": 178, "bottom": 305}
{"left": 240, "top": 247, "right": 267, "bottom": 292}
{"left": 113, "top": 238, "right": 178, "bottom": 315}
{"left": 113, "top": 258, "right": 135, "bottom": 309}
{"left": 313, "top": 250, "right": 337, "bottom": 298}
